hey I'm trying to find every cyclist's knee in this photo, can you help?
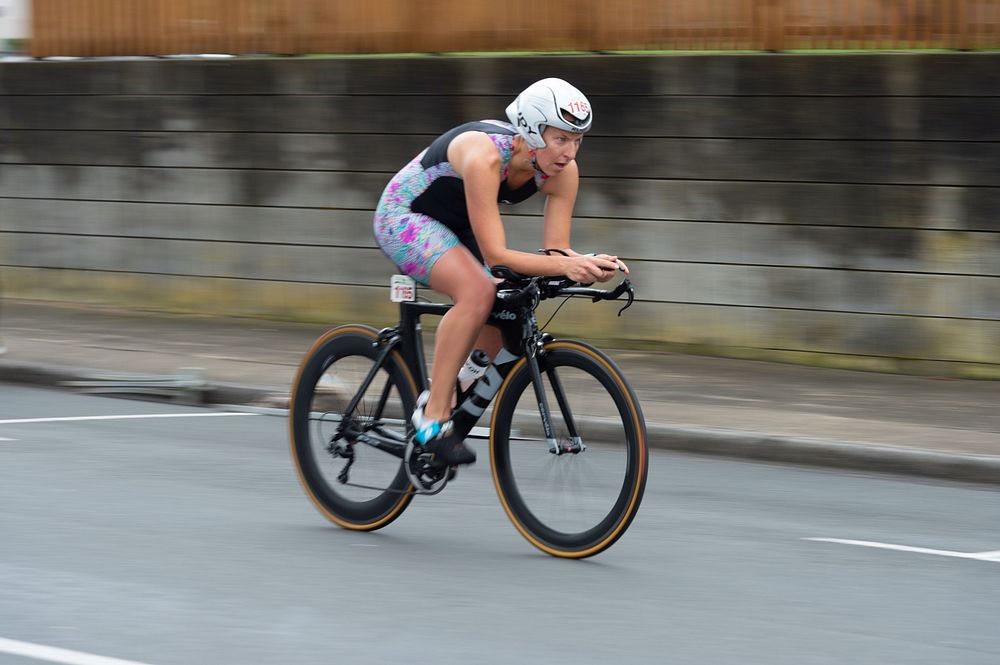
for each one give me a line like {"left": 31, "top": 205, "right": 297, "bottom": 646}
{"left": 455, "top": 274, "right": 495, "bottom": 320}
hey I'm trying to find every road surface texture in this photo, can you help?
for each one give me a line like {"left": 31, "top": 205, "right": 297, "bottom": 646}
{"left": 2, "top": 385, "right": 998, "bottom": 665}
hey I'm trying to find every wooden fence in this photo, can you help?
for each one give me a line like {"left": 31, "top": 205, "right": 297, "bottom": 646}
{"left": 30, "top": 0, "right": 1000, "bottom": 57}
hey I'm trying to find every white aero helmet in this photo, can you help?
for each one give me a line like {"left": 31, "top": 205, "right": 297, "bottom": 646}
{"left": 505, "top": 78, "right": 592, "bottom": 149}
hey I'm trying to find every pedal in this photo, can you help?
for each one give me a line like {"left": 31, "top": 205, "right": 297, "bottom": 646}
{"left": 404, "top": 439, "right": 451, "bottom": 495}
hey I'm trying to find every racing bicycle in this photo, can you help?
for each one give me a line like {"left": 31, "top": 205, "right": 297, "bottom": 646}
{"left": 288, "top": 265, "right": 648, "bottom": 558}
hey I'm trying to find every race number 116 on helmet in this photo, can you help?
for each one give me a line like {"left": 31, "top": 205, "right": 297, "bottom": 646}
{"left": 505, "top": 78, "right": 593, "bottom": 149}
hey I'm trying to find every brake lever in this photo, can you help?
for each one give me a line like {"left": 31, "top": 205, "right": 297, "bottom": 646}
{"left": 594, "top": 279, "right": 634, "bottom": 316}
{"left": 617, "top": 281, "right": 635, "bottom": 316}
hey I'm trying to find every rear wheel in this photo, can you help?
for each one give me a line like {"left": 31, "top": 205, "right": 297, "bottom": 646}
{"left": 490, "top": 341, "right": 647, "bottom": 558}
{"left": 289, "top": 326, "right": 418, "bottom": 530}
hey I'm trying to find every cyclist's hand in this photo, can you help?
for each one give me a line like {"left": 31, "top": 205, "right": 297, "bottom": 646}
{"left": 595, "top": 254, "right": 629, "bottom": 278}
{"left": 587, "top": 253, "right": 629, "bottom": 283}
{"left": 565, "top": 254, "right": 622, "bottom": 284}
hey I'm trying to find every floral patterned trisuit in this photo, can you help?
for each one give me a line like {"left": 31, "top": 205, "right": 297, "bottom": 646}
{"left": 373, "top": 120, "right": 548, "bottom": 285}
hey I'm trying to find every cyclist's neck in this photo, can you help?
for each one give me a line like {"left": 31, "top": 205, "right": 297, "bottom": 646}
{"left": 509, "top": 137, "right": 547, "bottom": 183}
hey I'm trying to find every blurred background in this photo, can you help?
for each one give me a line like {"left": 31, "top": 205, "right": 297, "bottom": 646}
{"left": 0, "top": 0, "right": 998, "bottom": 377}
{"left": 15, "top": 0, "right": 1000, "bottom": 54}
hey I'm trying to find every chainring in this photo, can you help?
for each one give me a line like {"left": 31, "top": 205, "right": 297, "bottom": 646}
{"left": 403, "top": 439, "right": 455, "bottom": 495}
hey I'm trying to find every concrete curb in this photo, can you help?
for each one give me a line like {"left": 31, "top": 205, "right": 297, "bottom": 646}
{"left": 3, "top": 360, "right": 999, "bottom": 485}
{"left": 0, "top": 360, "right": 86, "bottom": 389}
{"left": 503, "top": 412, "right": 1000, "bottom": 486}
{"left": 645, "top": 424, "right": 1000, "bottom": 485}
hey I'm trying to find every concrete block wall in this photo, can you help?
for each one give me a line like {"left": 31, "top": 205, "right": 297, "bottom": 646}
{"left": 1, "top": 54, "right": 998, "bottom": 376}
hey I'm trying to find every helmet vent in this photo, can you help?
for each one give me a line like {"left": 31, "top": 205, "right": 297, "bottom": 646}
{"left": 561, "top": 108, "right": 590, "bottom": 128}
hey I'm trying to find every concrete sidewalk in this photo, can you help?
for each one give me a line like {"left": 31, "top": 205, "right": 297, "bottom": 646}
{"left": 1, "top": 299, "right": 999, "bottom": 484}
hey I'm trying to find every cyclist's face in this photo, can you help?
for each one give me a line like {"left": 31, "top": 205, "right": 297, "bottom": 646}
{"left": 536, "top": 126, "right": 583, "bottom": 175}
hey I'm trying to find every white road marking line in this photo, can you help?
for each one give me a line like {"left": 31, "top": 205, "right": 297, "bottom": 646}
{"left": 689, "top": 394, "right": 762, "bottom": 403}
{"left": 967, "top": 550, "right": 1000, "bottom": 562}
{"left": 0, "top": 413, "right": 258, "bottom": 425}
{"left": 806, "top": 537, "right": 1000, "bottom": 562}
{"left": 0, "top": 637, "right": 158, "bottom": 665}
{"left": 221, "top": 405, "right": 288, "bottom": 417}
{"left": 0, "top": 437, "right": 15, "bottom": 441}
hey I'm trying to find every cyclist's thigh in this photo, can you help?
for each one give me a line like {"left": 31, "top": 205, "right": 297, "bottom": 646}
{"left": 427, "top": 244, "right": 496, "bottom": 303}
{"left": 374, "top": 209, "right": 461, "bottom": 287}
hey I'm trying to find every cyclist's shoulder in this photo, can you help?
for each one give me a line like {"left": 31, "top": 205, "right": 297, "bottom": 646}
{"left": 452, "top": 119, "right": 517, "bottom": 138}
{"left": 423, "top": 120, "right": 516, "bottom": 166}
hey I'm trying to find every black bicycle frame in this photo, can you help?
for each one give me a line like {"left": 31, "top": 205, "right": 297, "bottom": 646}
{"left": 347, "top": 286, "right": 573, "bottom": 457}
{"left": 394, "top": 297, "right": 532, "bottom": 439}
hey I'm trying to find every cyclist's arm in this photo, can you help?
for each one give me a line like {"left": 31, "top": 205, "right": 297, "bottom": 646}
{"left": 540, "top": 160, "right": 578, "bottom": 251}
{"left": 540, "top": 162, "right": 629, "bottom": 280}
{"left": 449, "top": 133, "right": 614, "bottom": 282}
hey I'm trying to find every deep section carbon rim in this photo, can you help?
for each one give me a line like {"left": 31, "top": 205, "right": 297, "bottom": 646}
{"left": 491, "top": 342, "right": 647, "bottom": 557}
{"left": 289, "top": 327, "right": 417, "bottom": 530}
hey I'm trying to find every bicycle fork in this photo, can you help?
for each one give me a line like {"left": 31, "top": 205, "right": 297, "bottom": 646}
{"left": 526, "top": 346, "right": 585, "bottom": 455}
{"left": 451, "top": 340, "right": 584, "bottom": 456}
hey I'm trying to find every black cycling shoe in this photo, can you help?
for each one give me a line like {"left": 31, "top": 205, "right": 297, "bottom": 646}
{"left": 423, "top": 433, "right": 476, "bottom": 466}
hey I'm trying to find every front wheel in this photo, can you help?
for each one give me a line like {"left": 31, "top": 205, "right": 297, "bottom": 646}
{"left": 490, "top": 340, "right": 648, "bottom": 558}
{"left": 289, "top": 325, "right": 418, "bottom": 530}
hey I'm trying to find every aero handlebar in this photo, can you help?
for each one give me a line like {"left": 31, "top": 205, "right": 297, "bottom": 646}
{"left": 490, "top": 266, "right": 636, "bottom": 317}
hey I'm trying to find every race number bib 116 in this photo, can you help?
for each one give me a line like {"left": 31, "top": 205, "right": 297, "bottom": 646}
{"left": 390, "top": 274, "right": 416, "bottom": 302}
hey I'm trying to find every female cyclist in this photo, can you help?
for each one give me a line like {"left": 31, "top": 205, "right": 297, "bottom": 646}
{"left": 373, "top": 78, "right": 628, "bottom": 466}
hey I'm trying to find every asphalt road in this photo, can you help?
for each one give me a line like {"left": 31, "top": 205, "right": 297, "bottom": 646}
{"left": 1, "top": 384, "right": 999, "bottom": 665}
